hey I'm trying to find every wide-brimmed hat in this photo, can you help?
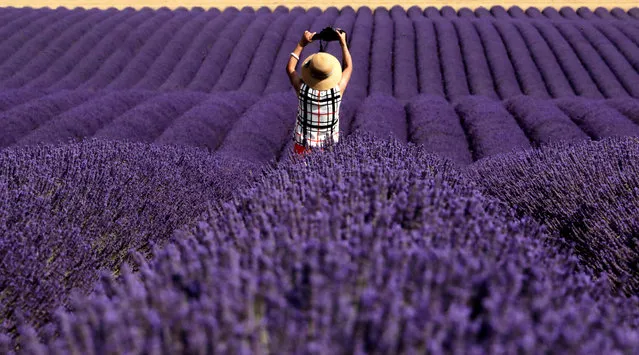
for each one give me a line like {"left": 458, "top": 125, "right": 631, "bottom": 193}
{"left": 301, "top": 52, "right": 342, "bottom": 91}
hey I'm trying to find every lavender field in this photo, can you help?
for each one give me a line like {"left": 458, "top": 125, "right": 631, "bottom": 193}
{"left": 1, "top": 4, "right": 639, "bottom": 353}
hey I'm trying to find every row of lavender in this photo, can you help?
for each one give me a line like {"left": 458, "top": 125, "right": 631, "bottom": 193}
{"left": 0, "top": 6, "right": 638, "bottom": 100}
{"left": 1, "top": 88, "right": 638, "bottom": 165}
{"left": 3, "top": 4, "right": 639, "bottom": 20}
{"left": 3, "top": 134, "right": 639, "bottom": 352}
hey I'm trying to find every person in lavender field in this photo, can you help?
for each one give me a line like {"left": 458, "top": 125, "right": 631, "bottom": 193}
{"left": 286, "top": 28, "right": 352, "bottom": 155}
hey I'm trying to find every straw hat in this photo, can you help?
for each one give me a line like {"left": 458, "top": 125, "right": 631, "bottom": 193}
{"left": 301, "top": 52, "right": 342, "bottom": 91}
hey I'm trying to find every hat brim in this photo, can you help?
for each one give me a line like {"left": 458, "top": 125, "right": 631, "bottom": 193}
{"left": 301, "top": 53, "right": 342, "bottom": 91}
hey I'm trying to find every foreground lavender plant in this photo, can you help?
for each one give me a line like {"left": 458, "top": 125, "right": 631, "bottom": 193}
{"left": 0, "top": 139, "right": 259, "bottom": 336}
{"left": 12, "top": 133, "right": 639, "bottom": 354}
{"left": 467, "top": 136, "right": 639, "bottom": 295}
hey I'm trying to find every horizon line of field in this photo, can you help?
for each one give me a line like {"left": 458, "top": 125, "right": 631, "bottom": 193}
{"left": 1, "top": 3, "right": 638, "bottom": 12}
{"left": 1, "top": 88, "right": 638, "bottom": 166}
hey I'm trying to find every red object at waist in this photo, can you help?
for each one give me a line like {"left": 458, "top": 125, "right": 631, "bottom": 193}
{"left": 294, "top": 143, "right": 324, "bottom": 155}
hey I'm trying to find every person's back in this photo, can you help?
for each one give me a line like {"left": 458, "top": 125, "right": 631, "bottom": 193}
{"left": 286, "top": 29, "right": 352, "bottom": 155}
{"left": 294, "top": 81, "right": 342, "bottom": 150}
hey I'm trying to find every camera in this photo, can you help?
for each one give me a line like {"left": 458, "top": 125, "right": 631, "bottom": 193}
{"left": 312, "top": 27, "right": 346, "bottom": 42}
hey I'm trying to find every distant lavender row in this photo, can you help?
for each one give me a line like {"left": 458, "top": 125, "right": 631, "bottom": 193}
{"left": 8, "top": 133, "right": 639, "bottom": 353}
{"left": 3, "top": 5, "right": 638, "bottom": 21}
{"left": 2, "top": 89, "right": 639, "bottom": 164}
{"left": 0, "top": 6, "right": 638, "bottom": 100}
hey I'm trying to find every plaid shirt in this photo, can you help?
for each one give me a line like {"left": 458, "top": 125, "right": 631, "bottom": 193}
{"left": 294, "top": 82, "right": 341, "bottom": 148}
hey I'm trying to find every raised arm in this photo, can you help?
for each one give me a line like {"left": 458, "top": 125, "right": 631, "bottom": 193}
{"left": 287, "top": 30, "right": 315, "bottom": 95}
{"left": 337, "top": 31, "right": 352, "bottom": 94}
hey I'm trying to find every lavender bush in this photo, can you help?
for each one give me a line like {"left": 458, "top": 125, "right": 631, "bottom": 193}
{"left": 159, "top": 7, "right": 241, "bottom": 91}
{"left": 530, "top": 20, "right": 604, "bottom": 99}
{"left": 0, "top": 139, "right": 259, "bottom": 339}
{"left": 406, "top": 94, "right": 472, "bottom": 165}
{"left": 554, "top": 97, "right": 639, "bottom": 139}
{"left": 262, "top": 7, "right": 322, "bottom": 95}
{"left": 492, "top": 20, "right": 549, "bottom": 98}
{"left": 474, "top": 6, "right": 491, "bottom": 18}
{"left": 0, "top": 89, "right": 47, "bottom": 111}
{"left": 48, "top": 9, "right": 162, "bottom": 91}
{"left": 212, "top": 9, "right": 284, "bottom": 92}
{"left": 322, "top": 6, "right": 356, "bottom": 63}
{"left": 575, "top": 22, "right": 639, "bottom": 98}
{"left": 553, "top": 21, "right": 629, "bottom": 98}
{"left": 0, "top": 8, "right": 113, "bottom": 88}
{"left": 605, "top": 98, "right": 639, "bottom": 125}
{"left": 216, "top": 91, "right": 297, "bottom": 164}
{"left": 22, "top": 8, "right": 141, "bottom": 89}
{"left": 0, "top": 8, "right": 69, "bottom": 66}
{"left": 467, "top": 136, "right": 639, "bottom": 295}
{"left": 1, "top": 6, "right": 639, "bottom": 352}
{"left": 452, "top": 19, "right": 498, "bottom": 99}
{"left": 471, "top": 19, "right": 521, "bottom": 99}
{"left": 343, "top": 6, "right": 373, "bottom": 99}
{"left": 591, "top": 22, "right": 639, "bottom": 74}
{"left": 594, "top": 7, "right": 614, "bottom": 19}
{"left": 390, "top": 6, "right": 418, "bottom": 102}
{"left": 104, "top": 9, "right": 196, "bottom": 90}
{"left": 14, "top": 90, "right": 157, "bottom": 147}
{"left": 238, "top": 8, "right": 304, "bottom": 94}
{"left": 0, "top": 7, "right": 635, "bottom": 102}
{"left": 453, "top": 95, "right": 531, "bottom": 160}
{"left": 409, "top": 16, "right": 444, "bottom": 96}
{"left": 0, "top": 9, "right": 91, "bottom": 81}
{"left": 92, "top": 91, "right": 208, "bottom": 142}
{"left": 504, "top": 95, "right": 589, "bottom": 146}
{"left": 133, "top": 9, "right": 220, "bottom": 90}
{"left": 368, "top": 8, "right": 393, "bottom": 96}
{"left": 9, "top": 133, "right": 639, "bottom": 353}
{"left": 507, "top": 6, "right": 527, "bottom": 18}
{"left": 512, "top": 20, "right": 575, "bottom": 98}
{"left": 0, "top": 90, "right": 96, "bottom": 148}
{"left": 351, "top": 93, "right": 407, "bottom": 143}
{"left": 433, "top": 19, "right": 469, "bottom": 99}
{"left": 155, "top": 91, "right": 258, "bottom": 151}
{"left": 294, "top": 7, "right": 340, "bottom": 57}
{"left": 186, "top": 10, "right": 258, "bottom": 92}
{"left": 457, "top": 7, "right": 474, "bottom": 18}
{"left": 489, "top": 5, "right": 509, "bottom": 18}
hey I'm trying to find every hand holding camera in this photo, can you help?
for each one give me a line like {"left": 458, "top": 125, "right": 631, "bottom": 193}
{"left": 299, "top": 30, "right": 316, "bottom": 47}
{"left": 337, "top": 29, "right": 347, "bottom": 46}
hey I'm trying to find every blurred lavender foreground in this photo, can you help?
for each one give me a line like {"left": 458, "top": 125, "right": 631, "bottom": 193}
{"left": 1, "top": 4, "right": 639, "bottom": 354}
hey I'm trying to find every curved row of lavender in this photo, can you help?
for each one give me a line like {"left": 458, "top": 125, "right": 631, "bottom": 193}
{"left": 0, "top": 139, "right": 262, "bottom": 334}
{"left": 1, "top": 88, "right": 639, "bottom": 165}
{"left": 466, "top": 136, "right": 639, "bottom": 296}
{"left": 4, "top": 133, "right": 639, "bottom": 353}
{"left": 0, "top": 6, "right": 637, "bottom": 100}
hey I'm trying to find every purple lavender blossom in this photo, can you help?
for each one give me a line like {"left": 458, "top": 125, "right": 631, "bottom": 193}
{"left": 453, "top": 95, "right": 532, "bottom": 160}
{"left": 468, "top": 136, "right": 639, "bottom": 295}
{"left": 12, "top": 133, "right": 639, "bottom": 353}
{"left": 406, "top": 94, "right": 473, "bottom": 165}
{"left": 0, "top": 138, "right": 259, "bottom": 339}
{"left": 554, "top": 97, "right": 639, "bottom": 139}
